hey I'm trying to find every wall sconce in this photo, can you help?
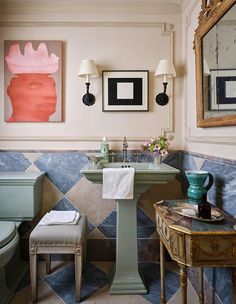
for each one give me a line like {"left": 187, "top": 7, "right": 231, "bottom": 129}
{"left": 78, "top": 59, "right": 99, "bottom": 106}
{"left": 154, "top": 59, "right": 176, "bottom": 106}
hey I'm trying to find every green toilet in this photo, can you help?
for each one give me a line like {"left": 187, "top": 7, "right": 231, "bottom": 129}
{"left": 0, "top": 172, "right": 44, "bottom": 304}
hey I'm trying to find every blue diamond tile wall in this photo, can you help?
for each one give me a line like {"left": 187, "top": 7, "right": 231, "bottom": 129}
{"left": 180, "top": 151, "right": 236, "bottom": 304}
{"left": 0, "top": 149, "right": 235, "bottom": 303}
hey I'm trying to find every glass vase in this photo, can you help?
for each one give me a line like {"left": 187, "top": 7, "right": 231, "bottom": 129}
{"left": 153, "top": 153, "right": 162, "bottom": 164}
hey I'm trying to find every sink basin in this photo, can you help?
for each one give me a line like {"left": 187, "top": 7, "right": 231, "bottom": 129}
{"left": 81, "top": 161, "right": 179, "bottom": 184}
{"left": 80, "top": 160, "right": 179, "bottom": 295}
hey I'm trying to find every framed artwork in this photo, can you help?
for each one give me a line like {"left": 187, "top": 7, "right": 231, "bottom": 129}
{"left": 4, "top": 40, "right": 63, "bottom": 122}
{"left": 209, "top": 69, "right": 236, "bottom": 110}
{"left": 102, "top": 70, "right": 149, "bottom": 112}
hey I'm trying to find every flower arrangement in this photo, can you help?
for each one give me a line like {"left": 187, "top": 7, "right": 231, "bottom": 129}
{"left": 141, "top": 135, "right": 170, "bottom": 157}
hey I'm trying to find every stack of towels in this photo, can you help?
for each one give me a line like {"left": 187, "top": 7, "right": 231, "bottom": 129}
{"left": 38, "top": 210, "right": 80, "bottom": 226}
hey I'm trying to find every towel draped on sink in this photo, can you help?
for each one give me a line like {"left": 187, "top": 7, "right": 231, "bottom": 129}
{"left": 102, "top": 167, "right": 135, "bottom": 199}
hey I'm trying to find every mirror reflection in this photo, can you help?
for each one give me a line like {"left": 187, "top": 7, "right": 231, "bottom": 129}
{"left": 202, "top": 3, "right": 236, "bottom": 120}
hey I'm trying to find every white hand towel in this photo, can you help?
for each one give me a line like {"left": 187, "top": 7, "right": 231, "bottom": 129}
{"left": 38, "top": 210, "right": 80, "bottom": 226}
{"left": 102, "top": 168, "right": 135, "bottom": 199}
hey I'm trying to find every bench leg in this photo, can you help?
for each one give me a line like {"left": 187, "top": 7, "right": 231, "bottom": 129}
{"left": 75, "top": 247, "right": 83, "bottom": 302}
{"left": 45, "top": 254, "right": 51, "bottom": 274}
{"left": 30, "top": 252, "right": 37, "bottom": 304}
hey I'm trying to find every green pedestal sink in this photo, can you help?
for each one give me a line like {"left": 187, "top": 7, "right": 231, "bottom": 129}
{"left": 81, "top": 161, "right": 179, "bottom": 295}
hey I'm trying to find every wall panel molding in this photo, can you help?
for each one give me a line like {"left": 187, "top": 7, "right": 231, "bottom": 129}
{"left": 0, "top": 21, "right": 175, "bottom": 143}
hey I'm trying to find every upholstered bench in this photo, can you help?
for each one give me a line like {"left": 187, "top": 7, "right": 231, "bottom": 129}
{"left": 29, "top": 214, "right": 87, "bottom": 303}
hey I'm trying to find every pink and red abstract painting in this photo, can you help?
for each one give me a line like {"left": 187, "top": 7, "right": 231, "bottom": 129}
{"left": 4, "top": 40, "right": 62, "bottom": 122}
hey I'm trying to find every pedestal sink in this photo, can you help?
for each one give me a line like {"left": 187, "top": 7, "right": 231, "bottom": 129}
{"left": 81, "top": 161, "right": 179, "bottom": 295}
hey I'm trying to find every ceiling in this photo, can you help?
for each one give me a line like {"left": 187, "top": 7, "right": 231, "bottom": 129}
{"left": 0, "top": 0, "right": 188, "bottom": 14}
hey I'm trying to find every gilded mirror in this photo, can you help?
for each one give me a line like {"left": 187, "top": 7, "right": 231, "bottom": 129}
{"left": 194, "top": 0, "right": 236, "bottom": 127}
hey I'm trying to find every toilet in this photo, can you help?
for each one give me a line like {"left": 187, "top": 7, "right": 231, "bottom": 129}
{"left": 0, "top": 171, "right": 44, "bottom": 304}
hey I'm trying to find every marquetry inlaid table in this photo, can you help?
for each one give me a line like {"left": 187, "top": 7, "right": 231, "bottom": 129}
{"left": 154, "top": 199, "right": 236, "bottom": 304}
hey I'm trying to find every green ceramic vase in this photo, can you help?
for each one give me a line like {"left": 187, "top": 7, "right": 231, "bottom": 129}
{"left": 185, "top": 170, "right": 214, "bottom": 205}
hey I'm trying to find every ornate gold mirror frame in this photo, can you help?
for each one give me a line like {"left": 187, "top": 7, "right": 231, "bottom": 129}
{"left": 194, "top": 0, "right": 236, "bottom": 127}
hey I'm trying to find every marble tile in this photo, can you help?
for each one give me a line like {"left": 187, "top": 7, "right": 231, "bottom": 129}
{"left": 204, "top": 267, "right": 232, "bottom": 304}
{"left": 167, "top": 278, "right": 199, "bottom": 304}
{"left": 139, "top": 262, "right": 179, "bottom": 303}
{"left": 86, "top": 239, "right": 115, "bottom": 261}
{"left": 66, "top": 177, "right": 116, "bottom": 226}
{"left": 0, "top": 152, "right": 31, "bottom": 171}
{"left": 97, "top": 210, "right": 116, "bottom": 238}
{"left": 138, "top": 179, "right": 183, "bottom": 221}
{"left": 12, "top": 279, "right": 64, "bottom": 304}
{"left": 29, "top": 176, "right": 64, "bottom": 227}
{"left": 137, "top": 207, "right": 156, "bottom": 238}
{"left": 164, "top": 152, "right": 181, "bottom": 171}
{"left": 98, "top": 207, "right": 156, "bottom": 240}
{"left": 34, "top": 152, "right": 90, "bottom": 194}
{"left": 52, "top": 197, "right": 95, "bottom": 234}
{"left": 23, "top": 152, "right": 43, "bottom": 163}
{"left": 138, "top": 239, "right": 159, "bottom": 262}
{"left": 44, "top": 262, "right": 109, "bottom": 303}
{"left": 25, "top": 164, "right": 41, "bottom": 173}
{"left": 81, "top": 286, "right": 150, "bottom": 304}
{"left": 193, "top": 156, "right": 205, "bottom": 170}
{"left": 87, "top": 227, "right": 106, "bottom": 239}
{"left": 92, "top": 261, "right": 113, "bottom": 274}
{"left": 53, "top": 197, "right": 79, "bottom": 211}
{"left": 201, "top": 160, "right": 236, "bottom": 215}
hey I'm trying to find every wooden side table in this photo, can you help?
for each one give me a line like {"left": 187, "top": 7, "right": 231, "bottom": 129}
{"left": 154, "top": 199, "right": 236, "bottom": 304}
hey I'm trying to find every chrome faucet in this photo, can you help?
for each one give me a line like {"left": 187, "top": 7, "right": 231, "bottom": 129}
{"left": 122, "top": 136, "right": 129, "bottom": 162}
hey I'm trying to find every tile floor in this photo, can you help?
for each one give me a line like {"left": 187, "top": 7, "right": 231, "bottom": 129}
{"left": 10, "top": 260, "right": 200, "bottom": 304}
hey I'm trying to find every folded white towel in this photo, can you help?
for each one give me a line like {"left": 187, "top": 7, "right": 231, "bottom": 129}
{"left": 102, "top": 168, "right": 135, "bottom": 199}
{"left": 38, "top": 210, "right": 80, "bottom": 226}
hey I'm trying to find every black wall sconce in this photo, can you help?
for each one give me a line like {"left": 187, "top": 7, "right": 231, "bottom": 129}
{"left": 155, "top": 59, "right": 176, "bottom": 106}
{"left": 78, "top": 59, "right": 99, "bottom": 106}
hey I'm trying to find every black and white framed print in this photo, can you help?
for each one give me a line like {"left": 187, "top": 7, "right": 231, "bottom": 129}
{"left": 102, "top": 70, "right": 149, "bottom": 111}
{"left": 210, "top": 69, "right": 236, "bottom": 110}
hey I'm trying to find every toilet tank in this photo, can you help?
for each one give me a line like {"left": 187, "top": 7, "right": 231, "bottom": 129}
{"left": 0, "top": 172, "right": 45, "bottom": 221}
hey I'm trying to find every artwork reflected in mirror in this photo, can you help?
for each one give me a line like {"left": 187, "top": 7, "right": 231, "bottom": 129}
{"left": 194, "top": 0, "right": 236, "bottom": 127}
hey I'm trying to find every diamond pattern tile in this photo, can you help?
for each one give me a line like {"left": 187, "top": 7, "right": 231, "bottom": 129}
{"left": 34, "top": 152, "right": 90, "bottom": 193}
{"left": 44, "top": 262, "right": 109, "bottom": 303}
{"left": 0, "top": 152, "right": 31, "bottom": 171}
{"left": 53, "top": 197, "right": 95, "bottom": 234}
{"left": 66, "top": 177, "right": 116, "bottom": 226}
{"left": 140, "top": 262, "right": 179, "bottom": 303}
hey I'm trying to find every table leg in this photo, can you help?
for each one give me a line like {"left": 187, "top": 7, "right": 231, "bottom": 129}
{"left": 160, "top": 238, "right": 166, "bottom": 304}
{"left": 232, "top": 268, "right": 236, "bottom": 304}
{"left": 179, "top": 264, "right": 187, "bottom": 304}
{"left": 199, "top": 267, "right": 204, "bottom": 304}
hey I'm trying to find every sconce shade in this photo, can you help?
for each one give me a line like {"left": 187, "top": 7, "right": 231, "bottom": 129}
{"left": 78, "top": 59, "right": 99, "bottom": 79}
{"left": 155, "top": 59, "right": 176, "bottom": 106}
{"left": 78, "top": 59, "right": 98, "bottom": 106}
{"left": 155, "top": 59, "right": 176, "bottom": 79}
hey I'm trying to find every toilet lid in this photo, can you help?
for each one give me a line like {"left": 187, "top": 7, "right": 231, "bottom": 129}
{"left": 0, "top": 222, "right": 17, "bottom": 249}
